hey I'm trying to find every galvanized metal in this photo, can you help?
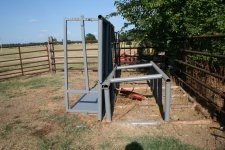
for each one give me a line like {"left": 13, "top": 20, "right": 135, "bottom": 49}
{"left": 63, "top": 19, "right": 69, "bottom": 112}
{"left": 110, "top": 74, "right": 162, "bottom": 83}
{"left": 80, "top": 16, "right": 90, "bottom": 91}
{"left": 150, "top": 61, "right": 170, "bottom": 81}
{"left": 97, "top": 17, "right": 103, "bottom": 120}
{"left": 165, "top": 81, "right": 171, "bottom": 121}
{"left": 117, "top": 63, "right": 153, "bottom": 70}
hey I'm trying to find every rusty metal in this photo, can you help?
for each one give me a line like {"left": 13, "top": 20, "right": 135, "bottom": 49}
{"left": 175, "top": 75, "right": 225, "bottom": 114}
{"left": 22, "top": 55, "right": 48, "bottom": 60}
{"left": 176, "top": 60, "right": 225, "bottom": 81}
{"left": 22, "top": 60, "right": 48, "bottom": 65}
{"left": 182, "top": 50, "right": 225, "bottom": 59}
{"left": 23, "top": 67, "right": 49, "bottom": 73}
{"left": 182, "top": 71, "right": 225, "bottom": 99}
{"left": 22, "top": 63, "right": 49, "bottom": 70}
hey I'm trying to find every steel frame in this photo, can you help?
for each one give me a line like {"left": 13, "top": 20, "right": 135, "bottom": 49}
{"left": 102, "top": 61, "right": 171, "bottom": 122}
{"left": 63, "top": 15, "right": 115, "bottom": 120}
{"left": 63, "top": 16, "right": 171, "bottom": 123}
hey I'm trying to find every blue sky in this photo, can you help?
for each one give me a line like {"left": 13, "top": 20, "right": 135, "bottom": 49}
{"left": 0, "top": 0, "right": 125, "bottom": 44}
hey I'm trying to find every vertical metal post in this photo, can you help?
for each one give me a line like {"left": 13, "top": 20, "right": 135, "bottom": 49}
{"left": 81, "top": 15, "right": 90, "bottom": 91}
{"left": 165, "top": 81, "right": 171, "bottom": 121}
{"left": 97, "top": 17, "right": 103, "bottom": 120}
{"left": 104, "top": 87, "right": 112, "bottom": 122}
{"left": 63, "top": 19, "right": 69, "bottom": 112}
{"left": 105, "top": 23, "right": 109, "bottom": 76}
{"left": 153, "top": 79, "right": 157, "bottom": 98}
{"left": 47, "top": 37, "right": 52, "bottom": 73}
{"left": 18, "top": 46, "right": 24, "bottom": 75}
{"left": 158, "top": 78, "right": 162, "bottom": 105}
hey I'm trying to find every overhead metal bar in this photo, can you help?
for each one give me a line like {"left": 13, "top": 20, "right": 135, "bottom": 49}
{"left": 65, "top": 17, "right": 98, "bottom": 21}
{"left": 117, "top": 63, "right": 153, "bottom": 70}
{"left": 110, "top": 74, "right": 162, "bottom": 83}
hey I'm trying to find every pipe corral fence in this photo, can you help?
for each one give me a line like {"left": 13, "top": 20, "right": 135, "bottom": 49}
{"left": 63, "top": 16, "right": 171, "bottom": 122}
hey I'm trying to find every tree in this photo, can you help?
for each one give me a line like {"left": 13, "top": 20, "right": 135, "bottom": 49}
{"left": 85, "top": 33, "right": 97, "bottom": 42}
{"left": 111, "top": 0, "right": 225, "bottom": 51}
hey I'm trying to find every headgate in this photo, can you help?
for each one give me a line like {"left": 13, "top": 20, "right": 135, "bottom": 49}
{"left": 63, "top": 15, "right": 116, "bottom": 121}
{"left": 63, "top": 16, "right": 171, "bottom": 122}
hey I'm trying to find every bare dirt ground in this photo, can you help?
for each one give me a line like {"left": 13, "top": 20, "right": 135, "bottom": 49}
{"left": 0, "top": 71, "right": 224, "bottom": 150}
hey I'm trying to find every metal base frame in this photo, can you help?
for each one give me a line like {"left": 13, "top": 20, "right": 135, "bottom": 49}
{"left": 102, "top": 61, "right": 171, "bottom": 122}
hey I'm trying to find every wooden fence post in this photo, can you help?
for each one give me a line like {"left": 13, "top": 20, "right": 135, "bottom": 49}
{"left": 18, "top": 46, "right": 24, "bottom": 75}
{"left": 47, "top": 36, "right": 56, "bottom": 73}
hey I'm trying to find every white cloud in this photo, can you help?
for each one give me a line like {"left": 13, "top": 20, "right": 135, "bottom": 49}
{"left": 29, "top": 19, "right": 38, "bottom": 23}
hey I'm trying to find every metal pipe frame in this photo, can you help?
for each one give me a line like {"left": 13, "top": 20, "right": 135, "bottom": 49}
{"left": 64, "top": 16, "right": 103, "bottom": 119}
{"left": 102, "top": 62, "right": 171, "bottom": 122}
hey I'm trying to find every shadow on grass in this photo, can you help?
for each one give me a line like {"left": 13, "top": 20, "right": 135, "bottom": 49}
{"left": 125, "top": 141, "right": 143, "bottom": 150}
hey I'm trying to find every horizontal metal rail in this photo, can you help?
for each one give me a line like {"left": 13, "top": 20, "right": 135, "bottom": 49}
{"left": 117, "top": 63, "right": 152, "bottom": 70}
{"left": 0, "top": 58, "right": 20, "bottom": 63}
{"left": 22, "top": 63, "right": 49, "bottom": 70}
{"left": 19, "top": 49, "right": 47, "bottom": 54}
{"left": 183, "top": 50, "right": 225, "bottom": 59}
{"left": 22, "top": 59, "right": 48, "bottom": 65}
{"left": 182, "top": 72, "right": 225, "bottom": 99}
{"left": 53, "top": 67, "right": 98, "bottom": 71}
{"left": 54, "top": 62, "right": 98, "bottom": 64}
{"left": 22, "top": 55, "right": 48, "bottom": 60}
{"left": 65, "top": 17, "right": 98, "bottom": 21}
{"left": 0, "top": 52, "right": 20, "bottom": 56}
{"left": 0, "top": 70, "right": 22, "bottom": 76}
{"left": 52, "top": 56, "right": 98, "bottom": 59}
{"left": 175, "top": 75, "right": 225, "bottom": 114}
{"left": 52, "top": 48, "right": 98, "bottom": 52}
{"left": 176, "top": 60, "right": 225, "bottom": 80}
{"left": 110, "top": 74, "right": 162, "bottom": 83}
{"left": 0, "top": 63, "right": 21, "bottom": 68}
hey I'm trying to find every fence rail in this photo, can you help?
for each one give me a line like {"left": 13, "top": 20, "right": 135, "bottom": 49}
{"left": 0, "top": 45, "right": 50, "bottom": 80}
{"left": 175, "top": 35, "right": 225, "bottom": 124}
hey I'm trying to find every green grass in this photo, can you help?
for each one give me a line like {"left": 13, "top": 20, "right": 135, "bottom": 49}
{"left": 99, "top": 136, "right": 200, "bottom": 150}
{"left": 125, "top": 136, "right": 200, "bottom": 150}
{"left": 0, "top": 124, "right": 14, "bottom": 138}
{"left": 0, "top": 74, "right": 62, "bottom": 99}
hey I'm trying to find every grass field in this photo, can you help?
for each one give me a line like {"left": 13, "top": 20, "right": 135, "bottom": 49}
{"left": 0, "top": 73, "right": 224, "bottom": 150}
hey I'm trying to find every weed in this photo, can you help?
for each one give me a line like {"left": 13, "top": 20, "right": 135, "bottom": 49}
{"left": 0, "top": 124, "right": 13, "bottom": 138}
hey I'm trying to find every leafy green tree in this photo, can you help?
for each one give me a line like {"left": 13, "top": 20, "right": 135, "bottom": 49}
{"left": 85, "top": 33, "right": 97, "bottom": 42}
{"left": 111, "top": 0, "right": 225, "bottom": 51}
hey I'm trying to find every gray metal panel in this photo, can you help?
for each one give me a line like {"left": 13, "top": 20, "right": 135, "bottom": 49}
{"left": 70, "top": 92, "right": 98, "bottom": 113}
{"left": 67, "top": 89, "right": 98, "bottom": 94}
{"left": 110, "top": 74, "right": 162, "bottom": 83}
